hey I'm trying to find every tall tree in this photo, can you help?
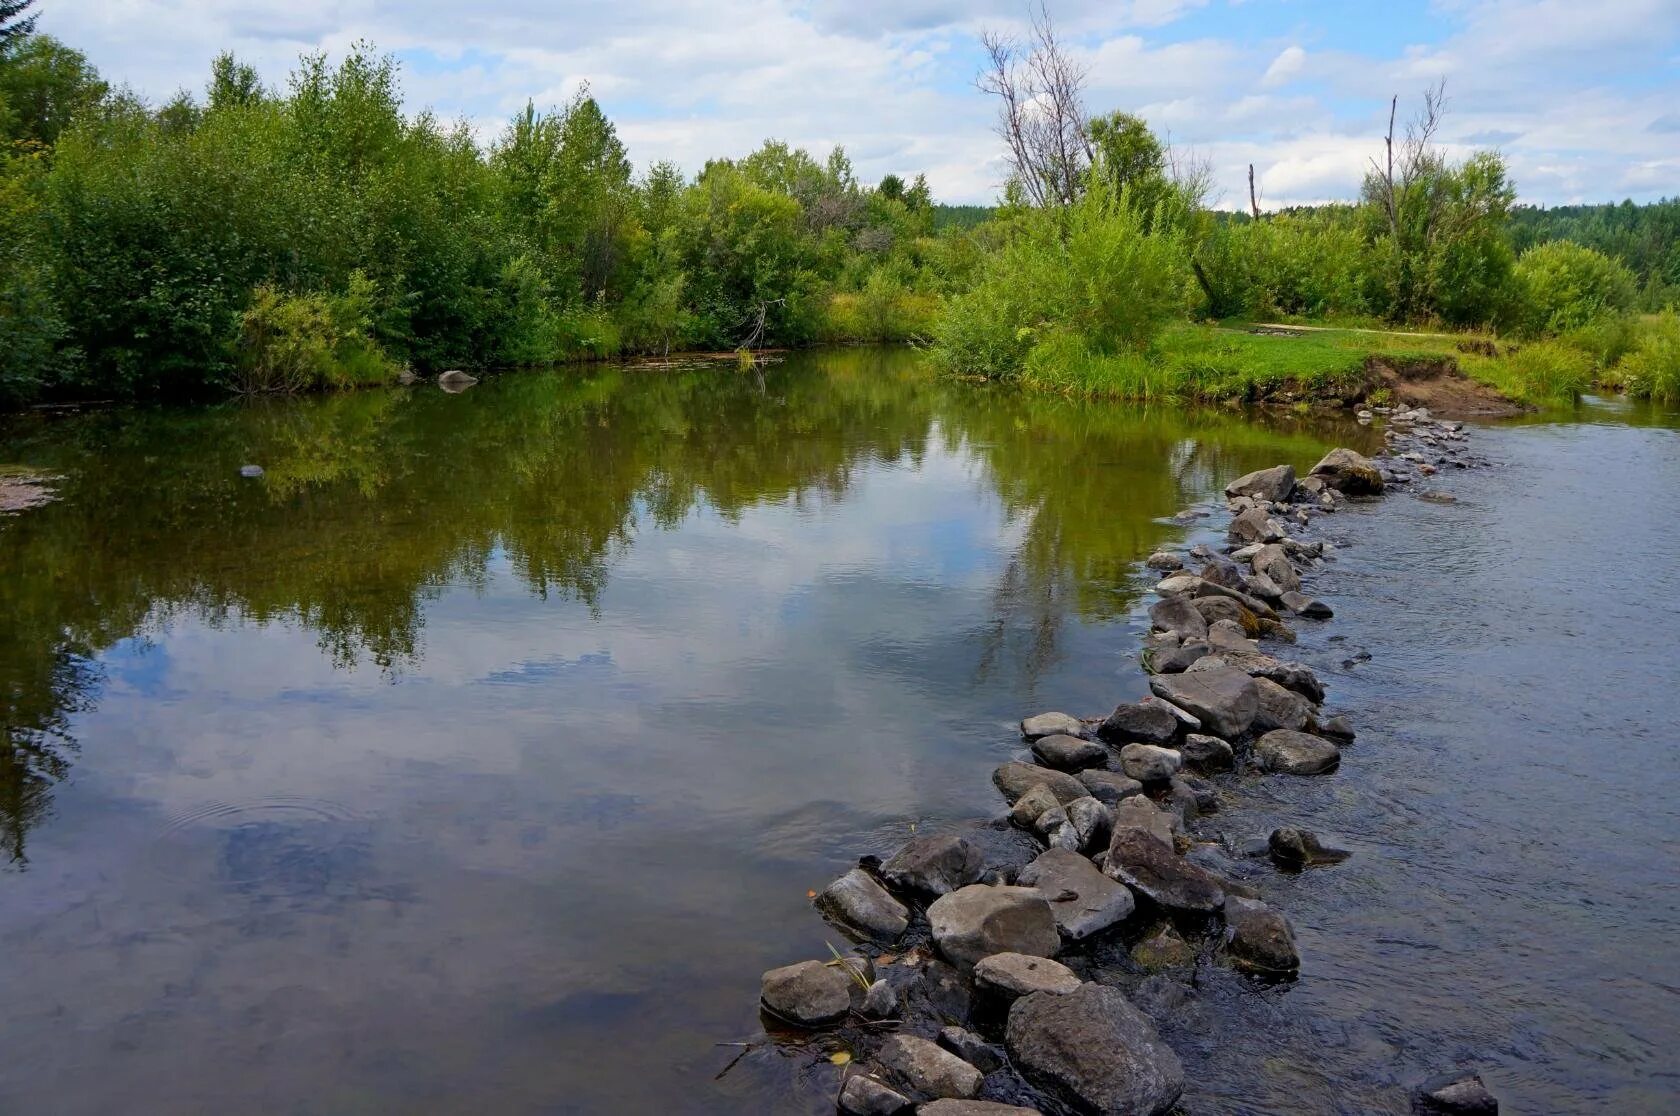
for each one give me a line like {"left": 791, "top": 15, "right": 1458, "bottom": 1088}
{"left": 977, "top": 4, "right": 1090, "bottom": 208}
{"left": 0, "top": 0, "right": 37, "bottom": 49}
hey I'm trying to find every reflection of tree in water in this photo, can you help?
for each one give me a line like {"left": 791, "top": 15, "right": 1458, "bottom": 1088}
{"left": 0, "top": 349, "right": 1370, "bottom": 864}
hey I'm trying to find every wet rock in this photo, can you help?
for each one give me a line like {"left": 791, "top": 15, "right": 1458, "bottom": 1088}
{"left": 919, "top": 1102, "right": 1041, "bottom": 1116}
{"left": 1179, "top": 733, "right": 1234, "bottom": 773}
{"left": 928, "top": 885, "right": 1061, "bottom": 970}
{"left": 1032, "top": 734, "right": 1108, "bottom": 771}
{"left": 1172, "top": 773, "right": 1219, "bottom": 816}
{"left": 1009, "top": 783, "right": 1063, "bottom": 828}
{"left": 1065, "top": 796, "right": 1111, "bottom": 851}
{"left": 1150, "top": 639, "right": 1209, "bottom": 674}
{"left": 817, "top": 868, "right": 910, "bottom": 942}
{"left": 862, "top": 978, "right": 901, "bottom": 1019}
{"left": 760, "top": 960, "right": 852, "bottom": 1027}
{"left": 1193, "top": 578, "right": 1281, "bottom": 622}
{"left": 884, "top": 834, "right": 987, "bottom": 897}
{"left": 1319, "top": 714, "right": 1356, "bottom": 744}
{"left": 1075, "top": 769, "right": 1144, "bottom": 807}
{"left": 1245, "top": 570, "right": 1286, "bottom": 602}
{"left": 1006, "top": 983, "right": 1184, "bottom": 1116}
{"left": 1254, "top": 729, "right": 1341, "bottom": 775}
{"left": 1104, "top": 828, "right": 1225, "bottom": 915}
{"left": 1311, "top": 447, "right": 1384, "bottom": 495}
{"left": 1191, "top": 595, "right": 1259, "bottom": 635}
{"left": 1225, "top": 464, "right": 1296, "bottom": 503}
{"left": 839, "top": 1074, "right": 913, "bottom": 1116}
{"left": 1227, "top": 506, "right": 1276, "bottom": 545}
{"left": 437, "top": 369, "right": 479, "bottom": 392}
{"left": 1108, "top": 795, "right": 1175, "bottom": 853}
{"left": 1017, "top": 847, "right": 1135, "bottom": 941}
{"left": 1268, "top": 826, "right": 1352, "bottom": 867}
{"left": 1417, "top": 490, "right": 1458, "bottom": 505}
{"left": 1097, "top": 701, "right": 1180, "bottom": 748}
{"left": 1199, "top": 557, "right": 1249, "bottom": 592}
{"left": 975, "top": 952, "right": 1082, "bottom": 1000}
{"left": 1020, "top": 712, "right": 1083, "bottom": 740}
{"left": 1279, "top": 590, "right": 1333, "bottom": 619}
{"left": 1206, "top": 618, "right": 1256, "bottom": 653}
{"left": 1118, "top": 743, "right": 1182, "bottom": 784}
{"left": 1222, "top": 896, "right": 1299, "bottom": 975}
{"left": 877, "top": 1034, "right": 984, "bottom": 1100}
{"left": 1253, "top": 676, "right": 1316, "bottom": 733}
{"left": 1130, "top": 924, "right": 1195, "bottom": 971}
{"left": 1150, "top": 666, "right": 1259, "bottom": 739}
{"left": 1148, "top": 596, "right": 1207, "bottom": 640}
{"left": 1033, "top": 805, "right": 1082, "bottom": 852}
{"left": 994, "top": 763, "right": 1086, "bottom": 806}
{"left": 937, "top": 1026, "right": 1006, "bottom": 1075}
{"left": 1413, "top": 1071, "right": 1500, "bottom": 1114}
{"left": 1251, "top": 544, "right": 1301, "bottom": 593}
{"left": 1193, "top": 649, "right": 1324, "bottom": 703}
{"left": 1144, "top": 550, "right": 1183, "bottom": 571}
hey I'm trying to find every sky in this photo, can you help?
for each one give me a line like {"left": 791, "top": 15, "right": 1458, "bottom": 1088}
{"left": 35, "top": 0, "right": 1680, "bottom": 209}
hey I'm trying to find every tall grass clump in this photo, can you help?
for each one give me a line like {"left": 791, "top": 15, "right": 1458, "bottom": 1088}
{"left": 931, "top": 183, "right": 1192, "bottom": 381}
{"left": 1463, "top": 339, "right": 1595, "bottom": 404}
{"left": 1615, "top": 312, "right": 1680, "bottom": 402}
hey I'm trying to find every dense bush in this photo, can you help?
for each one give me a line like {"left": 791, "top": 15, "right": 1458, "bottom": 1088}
{"left": 1614, "top": 312, "right": 1680, "bottom": 402}
{"left": 1512, "top": 240, "right": 1639, "bottom": 335}
{"left": 233, "top": 272, "right": 397, "bottom": 393}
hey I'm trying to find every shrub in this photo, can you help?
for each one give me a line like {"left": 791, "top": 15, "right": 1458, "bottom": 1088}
{"left": 1616, "top": 312, "right": 1680, "bottom": 402}
{"left": 1513, "top": 240, "right": 1638, "bottom": 335}
{"left": 1465, "top": 339, "right": 1595, "bottom": 403}
{"left": 232, "top": 272, "right": 397, "bottom": 393}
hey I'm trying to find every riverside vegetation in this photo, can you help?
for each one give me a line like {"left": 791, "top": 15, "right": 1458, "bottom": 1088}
{"left": 0, "top": 6, "right": 1677, "bottom": 412}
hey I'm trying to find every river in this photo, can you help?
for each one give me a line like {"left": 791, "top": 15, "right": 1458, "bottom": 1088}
{"left": 0, "top": 349, "right": 1674, "bottom": 1113}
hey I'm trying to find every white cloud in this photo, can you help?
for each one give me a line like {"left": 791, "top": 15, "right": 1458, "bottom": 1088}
{"left": 1261, "top": 44, "right": 1305, "bottom": 88}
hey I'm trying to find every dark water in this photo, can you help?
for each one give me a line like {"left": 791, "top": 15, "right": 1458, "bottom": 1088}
{"left": 0, "top": 353, "right": 1672, "bottom": 1113}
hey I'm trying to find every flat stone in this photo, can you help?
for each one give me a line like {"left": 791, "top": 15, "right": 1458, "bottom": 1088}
{"left": 1254, "top": 729, "right": 1341, "bottom": 775}
{"left": 1222, "top": 896, "right": 1300, "bottom": 975}
{"left": 1226, "top": 464, "right": 1296, "bottom": 503}
{"left": 1154, "top": 574, "right": 1200, "bottom": 595}
{"left": 1108, "top": 795, "right": 1175, "bottom": 854}
{"left": 1150, "top": 666, "right": 1259, "bottom": 739}
{"left": 1179, "top": 733, "right": 1234, "bottom": 773}
{"left": 817, "top": 868, "right": 910, "bottom": 942}
{"left": 1118, "top": 743, "right": 1182, "bottom": 784}
{"left": 1016, "top": 847, "right": 1135, "bottom": 940}
{"left": 1097, "top": 701, "right": 1179, "bottom": 747}
{"left": 839, "top": 1074, "right": 912, "bottom": 1116}
{"left": 1032, "top": 734, "right": 1109, "bottom": 771}
{"left": 918, "top": 1102, "right": 1042, "bottom": 1116}
{"left": 1280, "top": 590, "right": 1333, "bottom": 619}
{"left": 937, "top": 1026, "right": 1006, "bottom": 1074}
{"left": 928, "top": 885, "right": 1061, "bottom": 970}
{"left": 1075, "top": 769, "right": 1144, "bottom": 806}
{"left": 1207, "top": 618, "right": 1256, "bottom": 652}
{"left": 877, "top": 1034, "right": 983, "bottom": 1100}
{"left": 993, "top": 763, "right": 1087, "bottom": 806}
{"left": 883, "top": 834, "right": 987, "bottom": 897}
{"left": 1149, "top": 595, "right": 1207, "bottom": 640}
{"left": 1192, "top": 650, "right": 1324, "bottom": 703}
{"left": 974, "top": 952, "right": 1082, "bottom": 1000}
{"left": 1104, "top": 828, "right": 1225, "bottom": 915}
{"left": 1253, "top": 676, "right": 1315, "bottom": 733}
{"left": 1006, "top": 983, "right": 1184, "bottom": 1116}
{"left": 1020, "top": 712, "right": 1083, "bottom": 740}
{"left": 760, "top": 960, "right": 852, "bottom": 1027}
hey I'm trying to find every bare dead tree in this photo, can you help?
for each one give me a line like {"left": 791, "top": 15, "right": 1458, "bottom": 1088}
{"left": 1248, "top": 164, "right": 1261, "bottom": 220}
{"left": 977, "top": 4, "right": 1092, "bottom": 207}
{"left": 1365, "top": 80, "right": 1453, "bottom": 318}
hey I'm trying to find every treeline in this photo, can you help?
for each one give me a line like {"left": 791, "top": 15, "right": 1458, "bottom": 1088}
{"left": 0, "top": 34, "right": 968, "bottom": 406}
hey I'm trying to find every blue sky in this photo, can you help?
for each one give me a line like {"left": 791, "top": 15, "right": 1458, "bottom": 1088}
{"left": 37, "top": 0, "right": 1680, "bottom": 207}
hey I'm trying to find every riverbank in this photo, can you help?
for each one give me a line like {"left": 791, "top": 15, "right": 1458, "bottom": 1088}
{"left": 754, "top": 408, "right": 1503, "bottom": 1114}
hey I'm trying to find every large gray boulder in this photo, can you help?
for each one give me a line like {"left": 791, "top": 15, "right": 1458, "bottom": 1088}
{"left": 1005, "top": 983, "right": 1184, "bottom": 1116}
{"left": 1032, "top": 734, "right": 1109, "bottom": 771}
{"left": 994, "top": 762, "right": 1087, "bottom": 806}
{"left": 1016, "top": 847, "right": 1135, "bottom": 940}
{"left": 1251, "top": 544, "right": 1301, "bottom": 593}
{"left": 884, "top": 833, "right": 987, "bottom": 897}
{"left": 1191, "top": 649, "right": 1324, "bottom": 703}
{"left": 816, "top": 868, "right": 910, "bottom": 942}
{"left": 1280, "top": 590, "right": 1333, "bottom": 619}
{"left": 1096, "top": 701, "right": 1179, "bottom": 747}
{"left": 1179, "top": 733, "right": 1235, "bottom": 773}
{"left": 1311, "top": 447, "right": 1385, "bottom": 495}
{"left": 1149, "top": 666, "right": 1258, "bottom": 739}
{"left": 1104, "top": 828, "right": 1225, "bottom": 915}
{"left": 760, "top": 960, "right": 852, "bottom": 1027}
{"left": 1108, "top": 796, "right": 1175, "bottom": 854}
{"left": 1118, "top": 743, "right": 1181, "bottom": 784}
{"left": 1020, "top": 712, "right": 1083, "bottom": 740}
{"left": 1254, "top": 729, "right": 1341, "bottom": 775}
{"left": 1009, "top": 783, "right": 1063, "bottom": 828}
{"left": 1148, "top": 596, "right": 1207, "bottom": 640}
{"left": 1075, "top": 769, "right": 1144, "bottom": 806}
{"left": 1222, "top": 896, "right": 1300, "bottom": 975}
{"left": 876, "top": 1034, "right": 984, "bottom": 1100}
{"left": 1225, "top": 463, "right": 1296, "bottom": 503}
{"left": 928, "top": 885, "right": 1061, "bottom": 970}
{"left": 1228, "top": 506, "right": 1281, "bottom": 545}
{"left": 974, "top": 952, "right": 1082, "bottom": 1000}
{"left": 1252, "top": 676, "right": 1316, "bottom": 733}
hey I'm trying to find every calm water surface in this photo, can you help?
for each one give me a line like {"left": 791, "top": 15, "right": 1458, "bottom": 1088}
{"left": 0, "top": 351, "right": 1674, "bottom": 1113}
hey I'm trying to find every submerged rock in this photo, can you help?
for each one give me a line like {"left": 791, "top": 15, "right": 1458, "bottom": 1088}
{"left": 1006, "top": 983, "right": 1184, "bottom": 1116}
{"left": 1017, "top": 847, "right": 1135, "bottom": 941}
{"left": 760, "top": 960, "right": 852, "bottom": 1027}
{"left": 975, "top": 952, "right": 1082, "bottom": 1000}
{"left": 928, "top": 885, "right": 1061, "bottom": 970}
{"left": 1149, "top": 666, "right": 1259, "bottom": 740}
{"left": 1310, "top": 447, "right": 1384, "bottom": 495}
{"left": 1131, "top": 924, "right": 1195, "bottom": 971}
{"left": 817, "top": 868, "right": 910, "bottom": 941}
{"left": 1221, "top": 896, "right": 1300, "bottom": 975}
{"left": 1268, "top": 826, "right": 1352, "bottom": 868}
{"left": 877, "top": 1034, "right": 984, "bottom": 1100}
{"left": 1254, "top": 729, "right": 1341, "bottom": 775}
{"left": 1413, "top": 1071, "right": 1500, "bottom": 1115}
{"left": 883, "top": 834, "right": 987, "bottom": 897}
{"left": 1020, "top": 712, "right": 1083, "bottom": 740}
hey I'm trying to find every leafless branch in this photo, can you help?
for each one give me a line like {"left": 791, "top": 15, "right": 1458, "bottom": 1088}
{"left": 977, "top": 3, "right": 1091, "bottom": 206}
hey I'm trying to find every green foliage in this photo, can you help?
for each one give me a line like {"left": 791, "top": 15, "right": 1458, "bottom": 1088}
{"left": 1198, "top": 209, "right": 1374, "bottom": 320}
{"left": 1461, "top": 339, "right": 1595, "bottom": 404}
{"left": 233, "top": 272, "right": 398, "bottom": 393}
{"left": 1614, "top": 312, "right": 1680, "bottom": 402}
{"left": 0, "top": 0, "right": 37, "bottom": 49}
{"left": 1512, "top": 240, "right": 1638, "bottom": 335}
{"left": 0, "top": 34, "right": 106, "bottom": 145}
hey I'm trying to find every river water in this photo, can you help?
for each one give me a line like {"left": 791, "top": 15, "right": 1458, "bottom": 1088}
{"left": 0, "top": 350, "right": 1674, "bottom": 1113}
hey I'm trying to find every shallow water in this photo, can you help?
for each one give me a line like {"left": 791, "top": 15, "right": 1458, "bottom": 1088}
{"left": 0, "top": 353, "right": 1673, "bottom": 1113}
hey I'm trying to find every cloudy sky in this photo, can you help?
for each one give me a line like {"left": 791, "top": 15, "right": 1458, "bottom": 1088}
{"left": 36, "top": 0, "right": 1680, "bottom": 208}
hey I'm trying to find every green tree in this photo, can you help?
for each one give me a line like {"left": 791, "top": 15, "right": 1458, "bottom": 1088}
{"left": 0, "top": 34, "right": 107, "bottom": 145}
{"left": 1513, "top": 240, "right": 1638, "bottom": 334}
{"left": 0, "top": 0, "right": 37, "bottom": 48}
